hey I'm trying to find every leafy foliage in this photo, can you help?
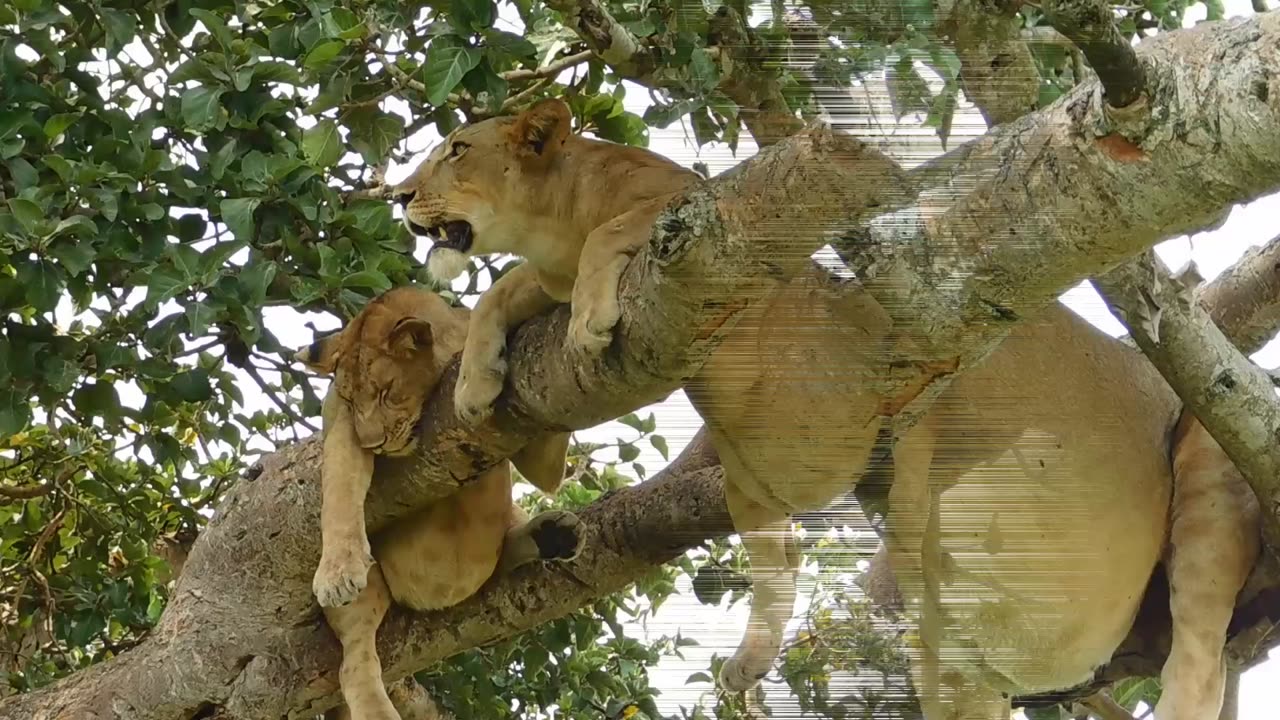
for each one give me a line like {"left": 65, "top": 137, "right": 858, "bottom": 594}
{"left": 0, "top": 0, "right": 1204, "bottom": 714}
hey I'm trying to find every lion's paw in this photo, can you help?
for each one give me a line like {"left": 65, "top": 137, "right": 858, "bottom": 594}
{"left": 567, "top": 313, "right": 615, "bottom": 355}
{"left": 718, "top": 655, "right": 770, "bottom": 694}
{"left": 528, "top": 510, "right": 585, "bottom": 562}
{"left": 312, "top": 543, "right": 373, "bottom": 608}
{"left": 454, "top": 368, "right": 503, "bottom": 426}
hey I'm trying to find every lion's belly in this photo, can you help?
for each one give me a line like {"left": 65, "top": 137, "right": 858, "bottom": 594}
{"left": 906, "top": 427, "right": 1171, "bottom": 695}
{"left": 372, "top": 479, "right": 509, "bottom": 612}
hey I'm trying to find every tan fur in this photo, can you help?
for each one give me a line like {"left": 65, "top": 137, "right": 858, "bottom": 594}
{"left": 295, "top": 286, "right": 582, "bottom": 720}
{"left": 392, "top": 101, "right": 1262, "bottom": 719}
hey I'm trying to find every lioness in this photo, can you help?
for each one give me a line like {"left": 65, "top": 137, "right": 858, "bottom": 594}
{"left": 296, "top": 286, "right": 583, "bottom": 720}
{"left": 390, "top": 98, "right": 1261, "bottom": 719}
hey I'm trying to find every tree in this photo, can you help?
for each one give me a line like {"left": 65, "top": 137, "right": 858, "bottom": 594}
{"left": 1, "top": 0, "right": 1278, "bottom": 718}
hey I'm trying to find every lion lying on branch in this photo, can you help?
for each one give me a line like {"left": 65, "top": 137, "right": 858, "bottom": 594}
{"left": 295, "top": 286, "right": 583, "bottom": 720}
{"left": 369, "top": 97, "right": 1264, "bottom": 720}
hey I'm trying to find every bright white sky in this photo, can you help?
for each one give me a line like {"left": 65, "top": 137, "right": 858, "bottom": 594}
{"left": 41, "top": 0, "right": 1278, "bottom": 716}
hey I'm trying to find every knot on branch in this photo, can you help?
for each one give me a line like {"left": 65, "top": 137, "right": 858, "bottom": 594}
{"left": 648, "top": 185, "right": 722, "bottom": 267}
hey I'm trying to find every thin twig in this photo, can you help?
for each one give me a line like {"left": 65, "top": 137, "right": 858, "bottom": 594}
{"left": 1076, "top": 691, "right": 1136, "bottom": 720}
{"left": 501, "top": 49, "right": 594, "bottom": 82}
{"left": 242, "top": 363, "right": 319, "bottom": 433}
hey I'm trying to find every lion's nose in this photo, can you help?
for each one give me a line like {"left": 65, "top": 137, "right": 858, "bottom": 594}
{"left": 393, "top": 189, "right": 415, "bottom": 207}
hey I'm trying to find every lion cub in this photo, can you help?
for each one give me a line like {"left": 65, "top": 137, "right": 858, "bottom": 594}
{"left": 296, "top": 286, "right": 582, "bottom": 720}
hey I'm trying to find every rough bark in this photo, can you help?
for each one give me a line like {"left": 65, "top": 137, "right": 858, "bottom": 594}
{"left": 942, "top": 0, "right": 1042, "bottom": 126}
{"left": 1199, "top": 234, "right": 1280, "bottom": 356}
{"left": 3, "top": 12, "right": 1280, "bottom": 720}
{"left": 844, "top": 10, "right": 1280, "bottom": 428}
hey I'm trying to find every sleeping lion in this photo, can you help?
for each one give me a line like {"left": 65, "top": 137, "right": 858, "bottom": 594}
{"left": 295, "top": 286, "right": 583, "bottom": 720}
{"left": 381, "top": 98, "right": 1260, "bottom": 720}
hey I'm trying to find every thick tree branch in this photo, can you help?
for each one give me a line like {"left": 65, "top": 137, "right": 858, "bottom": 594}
{"left": 844, "top": 11, "right": 1280, "bottom": 428}
{"left": 1095, "top": 250, "right": 1280, "bottom": 549}
{"left": 1200, "top": 234, "right": 1280, "bottom": 356}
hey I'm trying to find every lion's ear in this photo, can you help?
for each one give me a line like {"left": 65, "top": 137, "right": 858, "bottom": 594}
{"left": 294, "top": 331, "right": 345, "bottom": 375}
{"left": 510, "top": 99, "right": 571, "bottom": 159}
{"left": 387, "top": 317, "right": 433, "bottom": 357}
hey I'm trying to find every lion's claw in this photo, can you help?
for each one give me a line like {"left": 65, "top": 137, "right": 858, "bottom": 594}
{"left": 454, "top": 373, "right": 501, "bottom": 426}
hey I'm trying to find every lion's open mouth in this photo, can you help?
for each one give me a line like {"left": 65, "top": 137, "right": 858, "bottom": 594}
{"left": 415, "top": 219, "right": 473, "bottom": 254}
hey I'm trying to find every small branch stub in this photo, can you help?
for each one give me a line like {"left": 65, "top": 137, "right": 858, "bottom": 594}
{"left": 1043, "top": 0, "right": 1148, "bottom": 111}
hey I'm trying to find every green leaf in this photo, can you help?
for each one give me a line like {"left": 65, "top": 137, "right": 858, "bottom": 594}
{"left": 302, "top": 119, "right": 344, "bottom": 168}
{"left": 180, "top": 86, "right": 226, "bottom": 132}
{"left": 17, "top": 258, "right": 64, "bottom": 311}
{"left": 0, "top": 387, "right": 31, "bottom": 439}
{"left": 52, "top": 241, "right": 96, "bottom": 276}
{"left": 251, "top": 60, "right": 303, "bottom": 85}
{"left": 618, "top": 441, "right": 640, "bottom": 463}
{"left": 342, "top": 269, "right": 391, "bottom": 292}
{"left": 617, "top": 413, "right": 646, "bottom": 432}
{"left": 685, "top": 672, "right": 713, "bottom": 685}
{"left": 451, "top": 0, "right": 495, "bottom": 32}
{"left": 210, "top": 138, "right": 237, "bottom": 181}
{"left": 170, "top": 368, "right": 213, "bottom": 402}
{"left": 886, "top": 56, "right": 931, "bottom": 119}
{"left": 304, "top": 40, "right": 345, "bottom": 69}
{"left": 463, "top": 61, "right": 508, "bottom": 115}
{"left": 238, "top": 261, "right": 278, "bottom": 305}
{"left": 186, "top": 303, "right": 216, "bottom": 337}
{"left": 7, "top": 198, "right": 43, "bottom": 232}
{"left": 43, "top": 112, "right": 80, "bottom": 139}
{"left": 347, "top": 110, "right": 404, "bottom": 165}
{"left": 649, "top": 434, "right": 669, "bottom": 460}
{"left": 422, "top": 43, "right": 482, "bottom": 106}
{"left": 99, "top": 8, "right": 137, "bottom": 51}
{"left": 688, "top": 48, "right": 720, "bottom": 94}
{"left": 6, "top": 157, "right": 38, "bottom": 189}
{"left": 145, "top": 267, "right": 189, "bottom": 309}
{"left": 189, "top": 8, "right": 233, "bottom": 50}
{"left": 925, "top": 82, "right": 958, "bottom": 150}
{"left": 220, "top": 198, "right": 261, "bottom": 241}
{"left": 51, "top": 212, "right": 97, "bottom": 240}
{"left": 484, "top": 30, "right": 537, "bottom": 60}
{"left": 199, "top": 239, "right": 245, "bottom": 280}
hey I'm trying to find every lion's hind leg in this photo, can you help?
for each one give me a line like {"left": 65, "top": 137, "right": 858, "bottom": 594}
{"left": 324, "top": 564, "right": 399, "bottom": 720}
{"left": 1154, "top": 415, "right": 1261, "bottom": 720}
{"left": 718, "top": 476, "right": 798, "bottom": 693}
{"left": 496, "top": 508, "right": 586, "bottom": 576}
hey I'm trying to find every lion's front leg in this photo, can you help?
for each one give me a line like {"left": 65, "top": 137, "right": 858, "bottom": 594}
{"left": 324, "top": 565, "right": 400, "bottom": 720}
{"left": 314, "top": 393, "right": 377, "bottom": 608}
{"left": 567, "top": 205, "right": 660, "bottom": 355}
{"left": 455, "top": 264, "right": 556, "bottom": 425}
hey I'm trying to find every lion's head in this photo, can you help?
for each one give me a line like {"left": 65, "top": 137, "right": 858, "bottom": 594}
{"left": 391, "top": 98, "right": 575, "bottom": 281}
{"left": 294, "top": 287, "right": 469, "bottom": 456}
